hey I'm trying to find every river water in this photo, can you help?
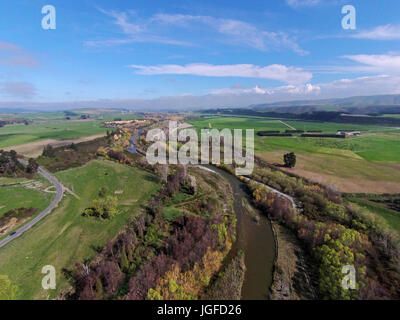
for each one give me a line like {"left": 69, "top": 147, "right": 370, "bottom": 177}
{"left": 202, "top": 165, "right": 276, "bottom": 300}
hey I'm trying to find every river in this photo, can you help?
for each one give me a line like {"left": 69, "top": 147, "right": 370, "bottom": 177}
{"left": 201, "top": 165, "right": 276, "bottom": 300}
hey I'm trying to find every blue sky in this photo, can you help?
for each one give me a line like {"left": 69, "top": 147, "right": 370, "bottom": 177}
{"left": 0, "top": 0, "right": 400, "bottom": 110}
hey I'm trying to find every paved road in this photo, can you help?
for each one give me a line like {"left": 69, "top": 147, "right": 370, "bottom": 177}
{"left": 0, "top": 160, "right": 64, "bottom": 248}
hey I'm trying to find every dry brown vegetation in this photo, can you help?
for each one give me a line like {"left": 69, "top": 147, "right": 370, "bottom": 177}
{"left": 257, "top": 151, "right": 400, "bottom": 194}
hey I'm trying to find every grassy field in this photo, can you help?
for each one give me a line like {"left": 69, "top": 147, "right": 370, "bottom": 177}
{"left": 0, "top": 183, "right": 52, "bottom": 218}
{"left": 346, "top": 198, "right": 400, "bottom": 235}
{"left": 0, "top": 160, "right": 161, "bottom": 299}
{"left": 0, "top": 120, "right": 108, "bottom": 148}
{"left": 190, "top": 116, "right": 394, "bottom": 133}
{"left": 0, "top": 177, "right": 30, "bottom": 186}
{"left": 0, "top": 110, "right": 140, "bottom": 122}
{"left": 380, "top": 114, "right": 400, "bottom": 118}
{"left": 189, "top": 116, "right": 400, "bottom": 193}
{"left": 189, "top": 116, "right": 400, "bottom": 162}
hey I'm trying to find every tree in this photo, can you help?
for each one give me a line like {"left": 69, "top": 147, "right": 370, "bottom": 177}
{"left": 120, "top": 245, "right": 130, "bottom": 272}
{"left": 83, "top": 196, "right": 118, "bottom": 219}
{"left": 0, "top": 275, "right": 18, "bottom": 300}
{"left": 26, "top": 158, "right": 39, "bottom": 174}
{"left": 284, "top": 152, "right": 296, "bottom": 168}
{"left": 42, "top": 144, "right": 55, "bottom": 158}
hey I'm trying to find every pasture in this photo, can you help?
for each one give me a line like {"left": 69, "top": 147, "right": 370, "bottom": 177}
{"left": 0, "top": 120, "right": 108, "bottom": 148}
{"left": 0, "top": 160, "right": 161, "bottom": 299}
{"left": 189, "top": 116, "right": 400, "bottom": 193}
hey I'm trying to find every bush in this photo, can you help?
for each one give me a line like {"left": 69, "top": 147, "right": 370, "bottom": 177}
{"left": 83, "top": 196, "right": 118, "bottom": 219}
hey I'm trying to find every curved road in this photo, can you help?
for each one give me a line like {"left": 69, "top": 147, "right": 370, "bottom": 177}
{"left": 0, "top": 160, "right": 64, "bottom": 248}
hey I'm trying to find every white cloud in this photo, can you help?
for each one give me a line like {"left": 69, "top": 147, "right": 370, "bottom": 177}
{"left": 212, "top": 83, "right": 321, "bottom": 96}
{"left": 151, "top": 14, "right": 307, "bottom": 54}
{"left": 129, "top": 63, "right": 312, "bottom": 84}
{"left": 343, "top": 54, "right": 400, "bottom": 74}
{"left": 0, "top": 41, "right": 39, "bottom": 68}
{"left": 0, "top": 81, "right": 36, "bottom": 99}
{"left": 85, "top": 10, "right": 192, "bottom": 47}
{"left": 353, "top": 24, "right": 400, "bottom": 40}
{"left": 89, "top": 10, "right": 307, "bottom": 55}
{"left": 318, "top": 75, "right": 400, "bottom": 96}
{"left": 1, "top": 75, "right": 400, "bottom": 110}
{"left": 286, "top": 0, "right": 321, "bottom": 8}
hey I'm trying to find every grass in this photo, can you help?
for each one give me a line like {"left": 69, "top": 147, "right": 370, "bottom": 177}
{"left": 189, "top": 116, "right": 400, "bottom": 193}
{"left": 0, "top": 177, "right": 30, "bottom": 186}
{"left": 0, "top": 160, "right": 161, "bottom": 299}
{"left": 162, "top": 207, "right": 183, "bottom": 221}
{"left": 189, "top": 116, "right": 400, "bottom": 162}
{"left": 0, "top": 175, "right": 53, "bottom": 218}
{"left": 0, "top": 184, "right": 52, "bottom": 218}
{"left": 346, "top": 198, "right": 400, "bottom": 235}
{"left": 190, "top": 116, "right": 392, "bottom": 133}
{"left": 0, "top": 120, "right": 108, "bottom": 148}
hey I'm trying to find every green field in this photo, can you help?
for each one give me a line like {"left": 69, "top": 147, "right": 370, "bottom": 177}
{"left": 0, "top": 110, "right": 140, "bottom": 122}
{"left": 189, "top": 116, "right": 400, "bottom": 162}
{"left": 346, "top": 198, "right": 400, "bottom": 235}
{"left": 0, "top": 183, "right": 52, "bottom": 218}
{"left": 380, "top": 114, "right": 400, "bottom": 119}
{"left": 190, "top": 116, "right": 394, "bottom": 133}
{"left": 189, "top": 116, "right": 400, "bottom": 193}
{"left": 0, "top": 112, "right": 74, "bottom": 121}
{"left": 0, "top": 160, "right": 161, "bottom": 299}
{"left": 0, "top": 120, "right": 109, "bottom": 148}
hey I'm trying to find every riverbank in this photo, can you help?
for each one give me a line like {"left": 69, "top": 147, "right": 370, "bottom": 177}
{"left": 203, "top": 250, "right": 246, "bottom": 300}
{"left": 270, "top": 222, "right": 316, "bottom": 300}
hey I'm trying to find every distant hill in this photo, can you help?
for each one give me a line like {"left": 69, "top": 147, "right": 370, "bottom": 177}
{"left": 250, "top": 94, "right": 400, "bottom": 115}
{"left": 0, "top": 108, "right": 43, "bottom": 114}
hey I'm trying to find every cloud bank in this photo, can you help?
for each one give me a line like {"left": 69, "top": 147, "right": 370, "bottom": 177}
{"left": 129, "top": 63, "right": 313, "bottom": 84}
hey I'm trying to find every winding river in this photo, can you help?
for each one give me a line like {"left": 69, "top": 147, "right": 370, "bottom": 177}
{"left": 129, "top": 128, "right": 276, "bottom": 299}
{"left": 201, "top": 165, "right": 276, "bottom": 300}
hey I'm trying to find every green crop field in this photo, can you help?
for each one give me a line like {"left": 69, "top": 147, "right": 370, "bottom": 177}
{"left": 189, "top": 116, "right": 400, "bottom": 162}
{"left": 0, "top": 120, "right": 108, "bottom": 148}
{"left": 190, "top": 116, "right": 394, "bottom": 133}
{"left": 0, "top": 160, "right": 161, "bottom": 299}
{"left": 189, "top": 116, "right": 400, "bottom": 193}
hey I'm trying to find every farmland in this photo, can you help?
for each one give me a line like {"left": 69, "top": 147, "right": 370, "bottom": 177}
{"left": 0, "top": 160, "right": 161, "bottom": 299}
{"left": 0, "top": 120, "right": 109, "bottom": 149}
{"left": 189, "top": 116, "right": 400, "bottom": 193}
